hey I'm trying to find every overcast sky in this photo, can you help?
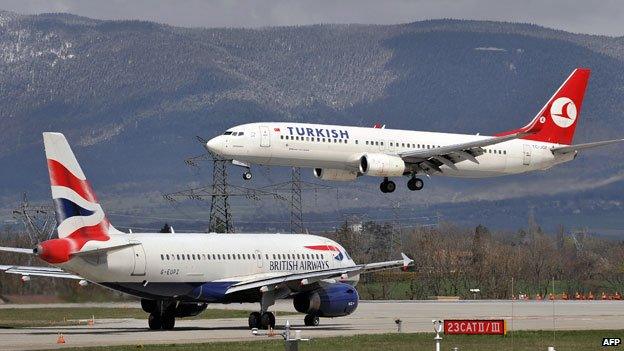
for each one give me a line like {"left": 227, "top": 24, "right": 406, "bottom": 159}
{"left": 1, "top": 0, "right": 622, "bottom": 36}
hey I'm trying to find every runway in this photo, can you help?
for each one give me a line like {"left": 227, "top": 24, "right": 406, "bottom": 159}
{"left": 0, "top": 300, "right": 622, "bottom": 350}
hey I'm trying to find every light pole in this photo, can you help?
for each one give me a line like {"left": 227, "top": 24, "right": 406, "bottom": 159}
{"left": 433, "top": 319, "right": 443, "bottom": 351}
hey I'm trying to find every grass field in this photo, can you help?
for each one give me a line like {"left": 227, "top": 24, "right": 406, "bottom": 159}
{"left": 38, "top": 331, "right": 623, "bottom": 351}
{"left": 0, "top": 307, "right": 292, "bottom": 328}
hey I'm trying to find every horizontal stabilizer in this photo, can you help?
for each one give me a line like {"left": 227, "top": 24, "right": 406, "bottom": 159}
{"left": 0, "top": 246, "right": 35, "bottom": 255}
{"left": 552, "top": 138, "right": 624, "bottom": 155}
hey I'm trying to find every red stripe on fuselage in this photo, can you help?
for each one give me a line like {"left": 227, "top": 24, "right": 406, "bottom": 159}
{"left": 47, "top": 159, "right": 98, "bottom": 203}
{"left": 304, "top": 245, "right": 338, "bottom": 251}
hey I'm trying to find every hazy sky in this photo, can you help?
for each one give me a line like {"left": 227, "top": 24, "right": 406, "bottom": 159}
{"left": 1, "top": 0, "right": 623, "bottom": 36}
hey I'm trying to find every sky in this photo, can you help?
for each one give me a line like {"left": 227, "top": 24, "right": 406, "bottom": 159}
{"left": 0, "top": 0, "right": 622, "bottom": 36}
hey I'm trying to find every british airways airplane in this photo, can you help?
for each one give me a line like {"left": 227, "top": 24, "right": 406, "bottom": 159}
{"left": 207, "top": 68, "right": 623, "bottom": 193}
{"left": 0, "top": 133, "right": 412, "bottom": 330}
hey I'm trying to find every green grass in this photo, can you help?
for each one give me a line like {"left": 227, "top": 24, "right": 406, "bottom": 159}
{"left": 0, "top": 308, "right": 287, "bottom": 328}
{"left": 38, "top": 330, "right": 624, "bottom": 351}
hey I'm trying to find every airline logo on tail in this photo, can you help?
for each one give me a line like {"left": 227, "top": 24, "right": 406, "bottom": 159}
{"left": 44, "top": 133, "right": 110, "bottom": 249}
{"left": 550, "top": 97, "right": 577, "bottom": 128}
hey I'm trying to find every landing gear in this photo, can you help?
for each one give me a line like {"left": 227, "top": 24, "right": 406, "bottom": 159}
{"left": 148, "top": 313, "right": 162, "bottom": 330}
{"left": 407, "top": 177, "right": 424, "bottom": 191}
{"left": 260, "top": 311, "right": 276, "bottom": 329}
{"left": 380, "top": 178, "right": 396, "bottom": 193}
{"left": 304, "top": 314, "right": 319, "bottom": 327}
{"left": 161, "top": 314, "right": 176, "bottom": 330}
{"left": 147, "top": 300, "right": 176, "bottom": 331}
{"left": 243, "top": 170, "right": 253, "bottom": 180}
{"left": 248, "top": 311, "right": 262, "bottom": 329}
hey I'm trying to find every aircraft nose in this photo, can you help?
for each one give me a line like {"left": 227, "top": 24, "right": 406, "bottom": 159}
{"left": 206, "top": 137, "right": 221, "bottom": 154}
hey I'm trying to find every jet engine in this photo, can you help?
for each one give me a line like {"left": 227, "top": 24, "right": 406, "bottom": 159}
{"left": 293, "top": 283, "right": 359, "bottom": 317}
{"left": 359, "top": 153, "right": 406, "bottom": 177}
{"left": 313, "top": 168, "right": 358, "bottom": 181}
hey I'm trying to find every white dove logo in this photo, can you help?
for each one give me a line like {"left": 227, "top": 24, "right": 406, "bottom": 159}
{"left": 550, "top": 97, "right": 577, "bottom": 128}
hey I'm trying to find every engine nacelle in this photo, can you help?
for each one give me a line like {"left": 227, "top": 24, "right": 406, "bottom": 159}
{"left": 313, "top": 168, "right": 357, "bottom": 181}
{"left": 359, "top": 153, "right": 405, "bottom": 177}
{"left": 293, "top": 283, "right": 359, "bottom": 317}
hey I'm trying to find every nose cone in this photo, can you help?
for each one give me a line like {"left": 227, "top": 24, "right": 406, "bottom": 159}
{"left": 206, "top": 137, "right": 222, "bottom": 154}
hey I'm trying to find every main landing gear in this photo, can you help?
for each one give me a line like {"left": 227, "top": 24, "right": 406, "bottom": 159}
{"left": 304, "top": 314, "right": 320, "bottom": 327}
{"left": 248, "top": 311, "right": 276, "bottom": 329}
{"left": 379, "top": 176, "right": 425, "bottom": 193}
{"left": 380, "top": 177, "right": 396, "bottom": 193}
{"left": 145, "top": 300, "right": 176, "bottom": 331}
{"left": 407, "top": 177, "right": 424, "bottom": 191}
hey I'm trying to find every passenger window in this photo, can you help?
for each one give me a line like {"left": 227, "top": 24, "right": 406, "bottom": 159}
{"left": 365, "top": 141, "right": 369, "bottom": 145}
{"left": 273, "top": 254, "right": 276, "bottom": 259}
{"left": 161, "top": 254, "right": 164, "bottom": 260}
{"left": 375, "top": 141, "right": 379, "bottom": 145}
{"left": 181, "top": 255, "right": 185, "bottom": 260}
{"left": 402, "top": 143, "right": 405, "bottom": 147}
{"left": 192, "top": 254, "right": 195, "bottom": 260}
{"left": 355, "top": 140, "right": 358, "bottom": 144}
{"left": 280, "top": 135, "right": 284, "bottom": 139}
{"left": 166, "top": 254, "right": 169, "bottom": 260}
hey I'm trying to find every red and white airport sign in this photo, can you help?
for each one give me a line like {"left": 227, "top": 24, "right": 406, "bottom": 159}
{"left": 443, "top": 319, "right": 506, "bottom": 335}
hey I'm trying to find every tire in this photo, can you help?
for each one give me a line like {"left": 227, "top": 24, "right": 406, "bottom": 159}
{"left": 407, "top": 178, "right": 424, "bottom": 191}
{"left": 243, "top": 172, "right": 253, "bottom": 180}
{"left": 304, "top": 314, "right": 319, "bottom": 327}
{"left": 413, "top": 178, "right": 424, "bottom": 190}
{"left": 161, "top": 315, "right": 176, "bottom": 330}
{"left": 248, "top": 312, "right": 261, "bottom": 329}
{"left": 148, "top": 313, "right": 162, "bottom": 330}
{"left": 385, "top": 181, "right": 396, "bottom": 193}
{"left": 380, "top": 182, "right": 387, "bottom": 193}
{"left": 260, "top": 312, "right": 275, "bottom": 329}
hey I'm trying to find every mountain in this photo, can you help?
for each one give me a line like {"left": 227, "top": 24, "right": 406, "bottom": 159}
{"left": 1, "top": 11, "right": 624, "bottom": 234}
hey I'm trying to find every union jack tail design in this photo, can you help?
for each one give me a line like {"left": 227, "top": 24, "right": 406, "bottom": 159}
{"left": 43, "top": 133, "right": 119, "bottom": 248}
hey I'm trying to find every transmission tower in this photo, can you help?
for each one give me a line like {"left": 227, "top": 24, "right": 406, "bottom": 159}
{"left": 11, "top": 192, "right": 56, "bottom": 247}
{"left": 290, "top": 167, "right": 303, "bottom": 234}
{"left": 209, "top": 150, "right": 233, "bottom": 233}
{"left": 163, "top": 136, "right": 286, "bottom": 233}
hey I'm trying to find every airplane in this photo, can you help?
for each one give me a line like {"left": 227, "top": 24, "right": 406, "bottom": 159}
{"left": 206, "top": 68, "right": 623, "bottom": 193}
{"left": 0, "top": 133, "right": 413, "bottom": 330}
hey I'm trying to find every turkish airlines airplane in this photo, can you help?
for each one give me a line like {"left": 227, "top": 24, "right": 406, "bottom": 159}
{"left": 206, "top": 68, "right": 623, "bottom": 193}
{"left": 0, "top": 133, "right": 412, "bottom": 330}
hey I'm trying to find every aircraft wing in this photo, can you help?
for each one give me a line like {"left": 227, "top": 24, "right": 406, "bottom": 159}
{"left": 551, "top": 138, "right": 624, "bottom": 155}
{"left": 0, "top": 265, "right": 83, "bottom": 280}
{"left": 398, "top": 132, "right": 529, "bottom": 174}
{"left": 225, "top": 253, "right": 413, "bottom": 294}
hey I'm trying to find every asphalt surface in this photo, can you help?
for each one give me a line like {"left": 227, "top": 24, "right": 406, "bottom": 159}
{"left": 0, "top": 300, "right": 622, "bottom": 350}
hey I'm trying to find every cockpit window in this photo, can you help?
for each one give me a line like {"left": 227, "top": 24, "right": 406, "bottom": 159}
{"left": 224, "top": 131, "right": 233, "bottom": 135}
{"left": 238, "top": 132, "right": 244, "bottom": 136}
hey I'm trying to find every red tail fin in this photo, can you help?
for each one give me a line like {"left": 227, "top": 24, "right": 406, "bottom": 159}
{"left": 496, "top": 68, "right": 590, "bottom": 145}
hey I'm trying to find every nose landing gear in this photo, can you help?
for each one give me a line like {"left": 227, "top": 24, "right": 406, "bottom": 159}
{"left": 380, "top": 178, "right": 396, "bottom": 193}
{"left": 243, "top": 170, "right": 253, "bottom": 180}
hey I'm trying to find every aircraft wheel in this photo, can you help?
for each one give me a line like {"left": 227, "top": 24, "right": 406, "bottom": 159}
{"left": 243, "top": 171, "right": 253, "bottom": 180}
{"left": 380, "top": 182, "right": 388, "bottom": 193}
{"left": 304, "top": 314, "right": 319, "bottom": 327}
{"left": 260, "top": 311, "right": 276, "bottom": 329}
{"left": 407, "top": 177, "right": 424, "bottom": 191}
{"left": 148, "top": 313, "right": 162, "bottom": 330}
{"left": 248, "top": 312, "right": 262, "bottom": 329}
{"left": 161, "top": 314, "right": 176, "bottom": 330}
{"left": 385, "top": 180, "right": 396, "bottom": 193}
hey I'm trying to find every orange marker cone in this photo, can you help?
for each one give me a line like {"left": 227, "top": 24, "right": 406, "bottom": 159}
{"left": 56, "top": 333, "right": 66, "bottom": 344}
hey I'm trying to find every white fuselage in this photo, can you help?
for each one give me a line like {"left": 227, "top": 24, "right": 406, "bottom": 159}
{"left": 57, "top": 233, "right": 356, "bottom": 301}
{"left": 207, "top": 122, "right": 575, "bottom": 178}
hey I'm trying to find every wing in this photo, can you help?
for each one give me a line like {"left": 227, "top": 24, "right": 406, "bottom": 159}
{"left": 0, "top": 265, "right": 83, "bottom": 280}
{"left": 398, "top": 132, "right": 529, "bottom": 174}
{"left": 552, "top": 138, "right": 624, "bottom": 155}
{"left": 225, "top": 253, "right": 413, "bottom": 294}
